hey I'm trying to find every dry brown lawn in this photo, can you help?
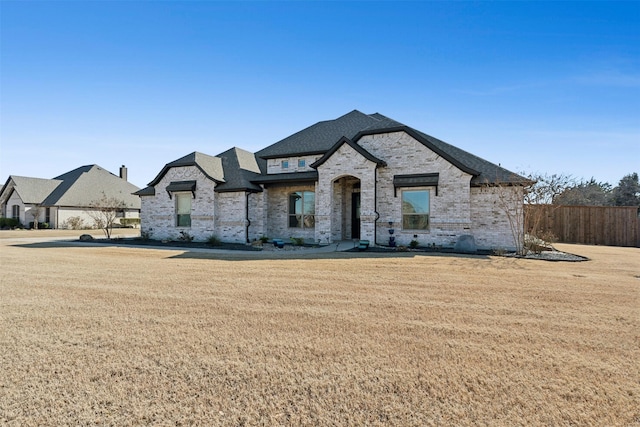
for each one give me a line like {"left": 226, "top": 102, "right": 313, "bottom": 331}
{"left": 1, "top": 231, "right": 638, "bottom": 426}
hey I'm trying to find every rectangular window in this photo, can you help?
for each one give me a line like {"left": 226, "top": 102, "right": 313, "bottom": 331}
{"left": 298, "top": 159, "right": 305, "bottom": 168}
{"left": 12, "top": 205, "right": 20, "bottom": 220}
{"left": 176, "top": 193, "right": 192, "bottom": 227}
{"left": 289, "top": 191, "right": 315, "bottom": 229}
{"left": 402, "top": 190, "right": 429, "bottom": 230}
{"left": 281, "top": 160, "right": 289, "bottom": 169}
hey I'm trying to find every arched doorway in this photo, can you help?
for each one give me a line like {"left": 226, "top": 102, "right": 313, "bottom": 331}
{"left": 332, "top": 175, "right": 361, "bottom": 240}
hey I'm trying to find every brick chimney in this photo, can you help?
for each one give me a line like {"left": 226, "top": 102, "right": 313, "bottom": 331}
{"left": 119, "top": 165, "right": 128, "bottom": 181}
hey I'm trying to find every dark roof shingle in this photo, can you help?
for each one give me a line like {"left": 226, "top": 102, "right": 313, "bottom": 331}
{"left": 255, "top": 110, "right": 398, "bottom": 159}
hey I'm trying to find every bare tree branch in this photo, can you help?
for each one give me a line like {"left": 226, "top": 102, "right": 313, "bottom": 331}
{"left": 86, "top": 192, "right": 127, "bottom": 239}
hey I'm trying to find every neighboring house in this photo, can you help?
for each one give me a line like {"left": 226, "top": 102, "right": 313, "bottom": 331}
{"left": 136, "top": 110, "right": 530, "bottom": 250}
{"left": 0, "top": 165, "right": 141, "bottom": 228}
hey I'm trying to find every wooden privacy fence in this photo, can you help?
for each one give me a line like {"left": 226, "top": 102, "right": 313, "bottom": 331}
{"left": 525, "top": 205, "right": 640, "bottom": 247}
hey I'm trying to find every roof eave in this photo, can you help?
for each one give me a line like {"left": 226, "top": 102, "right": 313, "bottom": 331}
{"left": 258, "top": 150, "right": 326, "bottom": 160}
{"left": 310, "top": 137, "right": 386, "bottom": 169}
{"left": 353, "top": 126, "right": 481, "bottom": 177}
{"left": 214, "top": 186, "right": 263, "bottom": 194}
{"left": 148, "top": 163, "right": 225, "bottom": 187}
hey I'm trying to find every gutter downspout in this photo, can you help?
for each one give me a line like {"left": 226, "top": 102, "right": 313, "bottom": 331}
{"left": 374, "top": 167, "right": 379, "bottom": 246}
{"left": 245, "top": 191, "right": 251, "bottom": 243}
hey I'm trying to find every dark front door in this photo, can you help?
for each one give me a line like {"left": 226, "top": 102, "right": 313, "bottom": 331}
{"left": 351, "top": 192, "right": 360, "bottom": 239}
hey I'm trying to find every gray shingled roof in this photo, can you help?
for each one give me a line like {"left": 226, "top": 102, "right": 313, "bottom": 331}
{"left": 136, "top": 110, "right": 528, "bottom": 192}
{"left": 251, "top": 170, "right": 319, "bottom": 185}
{"left": 43, "top": 165, "right": 141, "bottom": 208}
{"left": 1, "top": 165, "right": 141, "bottom": 209}
{"left": 140, "top": 149, "right": 262, "bottom": 194}
{"left": 254, "top": 110, "right": 528, "bottom": 185}
{"left": 406, "top": 128, "right": 531, "bottom": 186}
{"left": 214, "top": 147, "right": 263, "bottom": 193}
{"left": 255, "top": 110, "right": 401, "bottom": 159}
{"left": 148, "top": 152, "right": 225, "bottom": 187}
{"left": 0, "top": 176, "right": 62, "bottom": 205}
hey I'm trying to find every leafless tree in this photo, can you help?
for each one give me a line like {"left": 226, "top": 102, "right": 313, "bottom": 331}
{"left": 523, "top": 173, "right": 574, "bottom": 247}
{"left": 491, "top": 180, "right": 529, "bottom": 255}
{"left": 28, "top": 205, "right": 43, "bottom": 229}
{"left": 490, "top": 172, "right": 574, "bottom": 255}
{"left": 86, "top": 193, "right": 127, "bottom": 239}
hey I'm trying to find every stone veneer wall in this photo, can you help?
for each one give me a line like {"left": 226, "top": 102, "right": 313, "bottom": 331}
{"left": 264, "top": 183, "right": 317, "bottom": 243}
{"left": 247, "top": 191, "right": 265, "bottom": 243}
{"left": 470, "top": 185, "right": 521, "bottom": 250}
{"left": 139, "top": 166, "right": 217, "bottom": 241}
{"left": 315, "top": 143, "right": 377, "bottom": 243}
{"left": 214, "top": 192, "right": 249, "bottom": 243}
{"left": 139, "top": 133, "right": 522, "bottom": 249}
{"left": 266, "top": 155, "right": 321, "bottom": 174}
{"left": 358, "top": 131, "right": 475, "bottom": 247}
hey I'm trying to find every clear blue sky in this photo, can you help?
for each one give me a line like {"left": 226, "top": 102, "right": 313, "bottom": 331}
{"left": 1, "top": 1, "right": 638, "bottom": 188}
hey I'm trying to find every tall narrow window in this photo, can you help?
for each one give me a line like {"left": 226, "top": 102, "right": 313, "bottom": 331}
{"left": 176, "top": 193, "right": 192, "bottom": 227}
{"left": 288, "top": 191, "right": 315, "bottom": 228}
{"left": 11, "top": 205, "right": 20, "bottom": 220}
{"left": 402, "top": 190, "right": 429, "bottom": 230}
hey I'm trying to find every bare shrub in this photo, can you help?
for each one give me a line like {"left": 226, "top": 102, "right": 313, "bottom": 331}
{"left": 493, "top": 172, "right": 573, "bottom": 255}
{"left": 62, "top": 216, "right": 85, "bottom": 230}
{"left": 28, "top": 205, "right": 43, "bottom": 229}
{"left": 86, "top": 192, "right": 127, "bottom": 239}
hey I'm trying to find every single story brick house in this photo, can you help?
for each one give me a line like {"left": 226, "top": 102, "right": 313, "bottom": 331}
{"left": 136, "top": 110, "right": 530, "bottom": 250}
{"left": 0, "top": 165, "right": 140, "bottom": 228}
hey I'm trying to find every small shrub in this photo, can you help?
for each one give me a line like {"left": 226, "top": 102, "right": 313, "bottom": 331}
{"left": 537, "top": 230, "right": 558, "bottom": 245}
{"left": 0, "top": 218, "right": 21, "bottom": 228}
{"left": 259, "top": 235, "right": 269, "bottom": 243}
{"left": 409, "top": 239, "right": 419, "bottom": 249}
{"left": 177, "top": 231, "right": 194, "bottom": 242}
{"left": 139, "top": 230, "right": 153, "bottom": 240}
{"left": 207, "top": 234, "right": 222, "bottom": 246}
{"left": 62, "top": 216, "right": 85, "bottom": 230}
{"left": 397, "top": 245, "right": 408, "bottom": 252}
{"left": 524, "top": 233, "right": 553, "bottom": 255}
{"left": 290, "top": 237, "right": 305, "bottom": 246}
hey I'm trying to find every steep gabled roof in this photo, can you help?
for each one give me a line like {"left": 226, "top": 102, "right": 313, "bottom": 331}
{"left": 407, "top": 128, "right": 531, "bottom": 185}
{"left": 253, "top": 110, "right": 528, "bottom": 185}
{"left": 1, "top": 166, "right": 141, "bottom": 209}
{"left": 255, "top": 110, "right": 401, "bottom": 159}
{"left": 147, "top": 152, "right": 225, "bottom": 187}
{"left": 140, "top": 149, "right": 263, "bottom": 195}
{"left": 43, "top": 165, "right": 141, "bottom": 208}
{"left": 0, "top": 176, "right": 62, "bottom": 205}
{"left": 310, "top": 136, "right": 387, "bottom": 169}
{"left": 214, "top": 147, "right": 263, "bottom": 193}
{"left": 352, "top": 126, "right": 530, "bottom": 185}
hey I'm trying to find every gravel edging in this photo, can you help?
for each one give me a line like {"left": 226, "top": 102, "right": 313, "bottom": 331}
{"left": 504, "top": 250, "right": 589, "bottom": 262}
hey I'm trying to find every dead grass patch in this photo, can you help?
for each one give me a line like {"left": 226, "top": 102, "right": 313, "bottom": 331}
{"left": 0, "top": 236, "right": 638, "bottom": 426}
